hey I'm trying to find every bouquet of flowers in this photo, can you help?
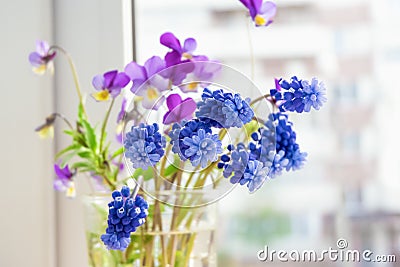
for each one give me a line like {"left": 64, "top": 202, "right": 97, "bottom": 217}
{"left": 30, "top": 1, "right": 326, "bottom": 266}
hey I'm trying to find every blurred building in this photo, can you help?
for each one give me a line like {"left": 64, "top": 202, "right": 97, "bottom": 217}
{"left": 136, "top": 0, "right": 400, "bottom": 266}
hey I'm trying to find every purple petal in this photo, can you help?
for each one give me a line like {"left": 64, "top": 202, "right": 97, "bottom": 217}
{"left": 164, "top": 51, "right": 182, "bottom": 67}
{"left": 274, "top": 78, "right": 281, "bottom": 91}
{"left": 110, "top": 72, "right": 130, "bottom": 89}
{"left": 54, "top": 164, "right": 71, "bottom": 180}
{"left": 183, "top": 38, "right": 197, "bottom": 53}
{"left": 160, "top": 32, "right": 182, "bottom": 53}
{"left": 36, "top": 40, "right": 50, "bottom": 56}
{"left": 149, "top": 75, "right": 170, "bottom": 92}
{"left": 239, "top": 0, "right": 251, "bottom": 9}
{"left": 109, "top": 88, "right": 122, "bottom": 98}
{"left": 130, "top": 79, "right": 146, "bottom": 94}
{"left": 248, "top": 0, "right": 262, "bottom": 18}
{"left": 92, "top": 75, "right": 105, "bottom": 91}
{"left": 260, "top": 1, "right": 277, "bottom": 20}
{"left": 29, "top": 52, "right": 44, "bottom": 67}
{"left": 124, "top": 62, "right": 147, "bottom": 81}
{"left": 117, "top": 98, "right": 128, "bottom": 123}
{"left": 53, "top": 179, "right": 66, "bottom": 191}
{"left": 163, "top": 97, "right": 196, "bottom": 124}
{"left": 144, "top": 56, "right": 165, "bottom": 77}
{"left": 103, "top": 70, "right": 118, "bottom": 89}
{"left": 166, "top": 94, "right": 183, "bottom": 110}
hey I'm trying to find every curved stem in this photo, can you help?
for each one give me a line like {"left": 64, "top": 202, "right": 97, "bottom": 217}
{"left": 54, "top": 113, "right": 74, "bottom": 130}
{"left": 50, "top": 45, "right": 87, "bottom": 117}
{"left": 250, "top": 93, "right": 271, "bottom": 106}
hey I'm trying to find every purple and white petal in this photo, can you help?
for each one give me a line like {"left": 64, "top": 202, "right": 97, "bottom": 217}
{"left": 92, "top": 75, "right": 105, "bottom": 91}
{"left": 29, "top": 52, "right": 44, "bottom": 67}
{"left": 183, "top": 38, "right": 197, "bottom": 53}
{"left": 125, "top": 62, "right": 147, "bottom": 81}
{"left": 144, "top": 56, "right": 165, "bottom": 77}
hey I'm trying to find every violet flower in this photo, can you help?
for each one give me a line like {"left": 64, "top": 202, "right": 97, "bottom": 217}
{"left": 239, "top": 0, "right": 276, "bottom": 27}
{"left": 160, "top": 32, "right": 199, "bottom": 67}
{"left": 125, "top": 56, "right": 170, "bottom": 110}
{"left": 163, "top": 94, "right": 197, "bottom": 125}
{"left": 92, "top": 70, "right": 130, "bottom": 102}
{"left": 180, "top": 60, "right": 222, "bottom": 93}
{"left": 53, "top": 164, "right": 76, "bottom": 198}
{"left": 28, "top": 40, "right": 56, "bottom": 75}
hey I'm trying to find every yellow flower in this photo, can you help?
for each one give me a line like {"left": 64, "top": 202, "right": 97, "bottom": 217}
{"left": 35, "top": 113, "right": 57, "bottom": 139}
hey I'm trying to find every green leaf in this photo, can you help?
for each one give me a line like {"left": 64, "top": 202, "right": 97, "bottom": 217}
{"left": 81, "top": 119, "right": 97, "bottom": 151}
{"left": 164, "top": 164, "right": 179, "bottom": 177}
{"left": 110, "top": 147, "right": 124, "bottom": 159}
{"left": 78, "top": 103, "right": 85, "bottom": 122}
{"left": 131, "top": 167, "right": 154, "bottom": 181}
{"left": 77, "top": 150, "right": 93, "bottom": 159}
{"left": 60, "top": 150, "right": 79, "bottom": 167}
{"left": 63, "top": 130, "right": 75, "bottom": 136}
{"left": 71, "top": 161, "right": 93, "bottom": 170}
{"left": 55, "top": 144, "right": 80, "bottom": 159}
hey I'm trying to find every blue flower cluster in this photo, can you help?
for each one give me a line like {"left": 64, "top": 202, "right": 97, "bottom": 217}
{"left": 196, "top": 88, "right": 254, "bottom": 128}
{"left": 270, "top": 76, "right": 327, "bottom": 113}
{"left": 219, "top": 112, "right": 307, "bottom": 192}
{"left": 220, "top": 143, "right": 269, "bottom": 193}
{"left": 254, "top": 113, "right": 307, "bottom": 175}
{"left": 124, "top": 123, "right": 166, "bottom": 170}
{"left": 168, "top": 87, "right": 255, "bottom": 168}
{"left": 101, "top": 186, "right": 148, "bottom": 251}
{"left": 169, "top": 119, "right": 222, "bottom": 168}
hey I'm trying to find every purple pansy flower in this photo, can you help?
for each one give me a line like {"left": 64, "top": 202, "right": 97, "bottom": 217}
{"left": 163, "top": 94, "right": 197, "bottom": 125}
{"left": 92, "top": 70, "right": 130, "bottom": 102}
{"left": 28, "top": 40, "right": 56, "bottom": 75}
{"left": 53, "top": 164, "right": 76, "bottom": 198}
{"left": 125, "top": 56, "right": 169, "bottom": 110}
{"left": 239, "top": 0, "right": 276, "bottom": 27}
{"left": 180, "top": 60, "right": 222, "bottom": 93}
{"left": 160, "top": 32, "right": 199, "bottom": 67}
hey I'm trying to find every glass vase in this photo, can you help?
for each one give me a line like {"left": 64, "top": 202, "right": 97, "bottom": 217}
{"left": 83, "top": 191, "right": 217, "bottom": 267}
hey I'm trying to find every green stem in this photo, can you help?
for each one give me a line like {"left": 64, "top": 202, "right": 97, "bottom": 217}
{"left": 50, "top": 45, "right": 87, "bottom": 117}
{"left": 99, "top": 98, "right": 115, "bottom": 154}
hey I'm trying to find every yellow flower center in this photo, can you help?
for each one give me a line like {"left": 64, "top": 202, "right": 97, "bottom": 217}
{"left": 187, "top": 82, "right": 199, "bottom": 90}
{"left": 33, "top": 64, "right": 47, "bottom": 75}
{"left": 147, "top": 88, "right": 159, "bottom": 100}
{"left": 254, "top": 15, "right": 266, "bottom": 26}
{"left": 92, "top": 90, "right": 110, "bottom": 101}
{"left": 182, "top": 52, "right": 193, "bottom": 60}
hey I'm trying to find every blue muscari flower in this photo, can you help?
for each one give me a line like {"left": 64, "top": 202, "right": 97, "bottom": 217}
{"left": 169, "top": 119, "right": 212, "bottom": 161}
{"left": 257, "top": 113, "right": 307, "bottom": 174}
{"left": 101, "top": 186, "right": 148, "bottom": 251}
{"left": 196, "top": 88, "right": 254, "bottom": 128}
{"left": 124, "top": 123, "right": 166, "bottom": 170}
{"left": 220, "top": 144, "right": 269, "bottom": 193}
{"left": 243, "top": 160, "right": 270, "bottom": 193}
{"left": 221, "top": 143, "right": 249, "bottom": 184}
{"left": 183, "top": 128, "right": 223, "bottom": 168}
{"left": 270, "top": 76, "right": 327, "bottom": 113}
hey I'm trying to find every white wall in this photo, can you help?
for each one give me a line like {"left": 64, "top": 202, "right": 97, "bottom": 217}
{"left": 0, "top": 1, "right": 130, "bottom": 266}
{"left": 0, "top": 1, "right": 55, "bottom": 267}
